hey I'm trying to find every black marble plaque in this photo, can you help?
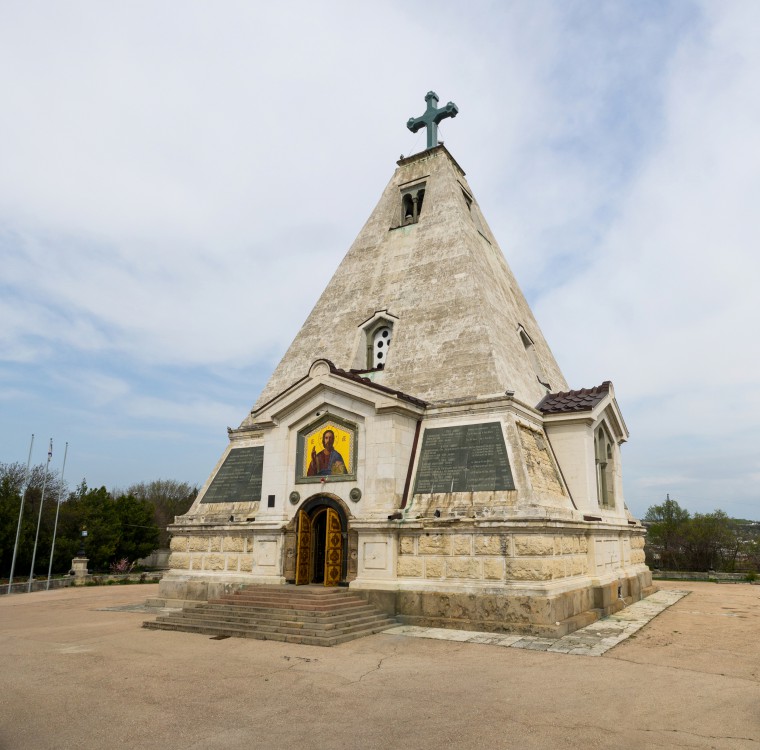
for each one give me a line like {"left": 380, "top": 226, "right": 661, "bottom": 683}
{"left": 200, "top": 447, "right": 264, "bottom": 504}
{"left": 413, "top": 422, "right": 514, "bottom": 494}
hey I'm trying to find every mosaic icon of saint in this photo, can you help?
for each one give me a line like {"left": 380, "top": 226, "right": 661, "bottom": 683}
{"left": 307, "top": 429, "right": 347, "bottom": 476}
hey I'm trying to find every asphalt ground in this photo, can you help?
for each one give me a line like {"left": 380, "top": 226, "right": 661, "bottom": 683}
{"left": 1, "top": 580, "right": 758, "bottom": 750}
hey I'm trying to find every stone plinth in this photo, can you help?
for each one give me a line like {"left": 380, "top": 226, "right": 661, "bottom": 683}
{"left": 71, "top": 557, "right": 89, "bottom": 586}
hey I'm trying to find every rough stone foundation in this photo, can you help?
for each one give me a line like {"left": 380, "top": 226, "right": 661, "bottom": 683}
{"left": 358, "top": 570, "right": 654, "bottom": 638}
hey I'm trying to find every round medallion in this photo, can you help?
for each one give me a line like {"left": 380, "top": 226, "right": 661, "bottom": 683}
{"left": 289, "top": 491, "right": 300, "bottom": 505}
{"left": 349, "top": 487, "right": 362, "bottom": 502}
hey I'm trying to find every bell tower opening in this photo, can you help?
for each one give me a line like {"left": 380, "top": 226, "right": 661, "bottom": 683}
{"left": 398, "top": 181, "right": 426, "bottom": 226}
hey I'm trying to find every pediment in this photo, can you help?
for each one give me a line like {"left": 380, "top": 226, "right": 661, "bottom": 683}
{"left": 237, "top": 358, "right": 425, "bottom": 432}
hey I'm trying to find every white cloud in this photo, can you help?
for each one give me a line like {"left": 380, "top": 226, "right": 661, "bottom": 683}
{"left": 1, "top": 2, "right": 758, "bottom": 516}
{"left": 127, "top": 394, "right": 239, "bottom": 429}
{"left": 537, "top": 3, "right": 760, "bottom": 449}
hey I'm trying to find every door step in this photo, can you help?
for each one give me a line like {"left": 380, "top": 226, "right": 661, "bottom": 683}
{"left": 143, "top": 585, "right": 396, "bottom": 647}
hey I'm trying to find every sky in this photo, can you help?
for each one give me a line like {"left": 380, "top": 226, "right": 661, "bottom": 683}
{"left": 1, "top": 1, "right": 758, "bottom": 520}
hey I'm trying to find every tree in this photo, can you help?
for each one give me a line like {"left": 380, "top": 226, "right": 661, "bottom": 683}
{"left": 0, "top": 462, "right": 67, "bottom": 579}
{"left": 1, "top": 467, "right": 193, "bottom": 576}
{"left": 52, "top": 485, "right": 162, "bottom": 572}
{"left": 644, "top": 496, "right": 690, "bottom": 569}
{"left": 113, "top": 493, "right": 160, "bottom": 561}
{"left": 0, "top": 470, "right": 26, "bottom": 576}
{"left": 643, "top": 496, "right": 753, "bottom": 573}
{"left": 680, "top": 511, "right": 738, "bottom": 571}
{"left": 56, "top": 486, "right": 120, "bottom": 571}
{"left": 742, "top": 537, "right": 760, "bottom": 572}
{"left": 125, "top": 479, "right": 197, "bottom": 547}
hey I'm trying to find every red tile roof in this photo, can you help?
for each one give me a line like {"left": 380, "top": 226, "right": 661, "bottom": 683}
{"left": 536, "top": 381, "right": 611, "bottom": 414}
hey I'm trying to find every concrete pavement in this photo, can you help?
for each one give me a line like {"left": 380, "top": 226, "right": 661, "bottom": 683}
{"left": 1, "top": 581, "right": 758, "bottom": 749}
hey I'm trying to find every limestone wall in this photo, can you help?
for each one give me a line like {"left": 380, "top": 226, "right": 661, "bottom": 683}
{"left": 395, "top": 531, "right": 590, "bottom": 584}
{"left": 249, "top": 146, "right": 568, "bottom": 414}
{"left": 516, "top": 423, "right": 565, "bottom": 498}
{"left": 168, "top": 533, "right": 281, "bottom": 577}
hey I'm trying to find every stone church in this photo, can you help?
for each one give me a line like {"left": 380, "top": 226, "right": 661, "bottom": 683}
{"left": 158, "top": 93, "right": 652, "bottom": 636}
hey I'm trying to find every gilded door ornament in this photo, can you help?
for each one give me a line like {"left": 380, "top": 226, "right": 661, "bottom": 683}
{"left": 295, "top": 510, "right": 312, "bottom": 585}
{"left": 324, "top": 507, "right": 342, "bottom": 587}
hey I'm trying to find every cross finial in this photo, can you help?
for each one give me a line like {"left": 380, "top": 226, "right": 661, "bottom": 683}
{"left": 407, "top": 91, "right": 459, "bottom": 150}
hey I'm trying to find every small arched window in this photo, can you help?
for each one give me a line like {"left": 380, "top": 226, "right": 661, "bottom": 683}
{"left": 400, "top": 183, "right": 426, "bottom": 226}
{"left": 595, "top": 425, "right": 616, "bottom": 509}
{"left": 371, "top": 326, "right": 392, "bottom": 369}
{"left": 358, "top": 311, "right": 398, "bottom": 372}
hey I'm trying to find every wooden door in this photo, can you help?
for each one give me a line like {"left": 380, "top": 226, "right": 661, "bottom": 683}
{"left": 295, "top": 510, "right": 312, "bottom": 585}
{"left": 323, "top": 507, "right": 342, "bottom": 587}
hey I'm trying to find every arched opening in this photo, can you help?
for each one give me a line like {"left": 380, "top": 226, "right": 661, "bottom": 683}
{"left": 595, "top": 424, "right": 616, "bottom": 509}
{"left": 311, "top": 508, "right": 328, "bottom": 583}
{"left": 400, "top": 183, "right": 426, "bottom": 226}
{"left": 416, "top": 187, "right": 425, "bottom": 216}
{"left": 402, "top": 193, "right": 415, "bottom": 224}
{"left": 372, "top": 325, "right": 392, "bottom": 368}
{"left": 294, "top": 495, "right": 350, "bottom": 586}
{"left": 364, "top": 319, "right": 394, "bottom": 370}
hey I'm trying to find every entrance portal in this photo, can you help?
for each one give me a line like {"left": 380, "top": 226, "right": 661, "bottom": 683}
{"left": 295, "top": 505, "right": 344, "bottom": 586}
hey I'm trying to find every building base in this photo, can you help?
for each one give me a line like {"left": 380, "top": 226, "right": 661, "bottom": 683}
{"left": 355, "top": 570, "right": 654, "bottom": 638}
{"left": 152, "top": 569, "right": 653, "bottom": 638}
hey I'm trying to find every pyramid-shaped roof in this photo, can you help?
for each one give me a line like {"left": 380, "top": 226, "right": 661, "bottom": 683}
{"left": 250, "top": 145, "right": 567, "bottom": 416}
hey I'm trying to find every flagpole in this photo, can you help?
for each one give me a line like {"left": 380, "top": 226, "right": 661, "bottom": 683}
{"left": 7, "top": 434, "right": 34, "bottom": 595}
{"left": 46, "top": 442, "right": 68, "bottom": 591}
{"left": 28, "top": 438, "right": 52, "bottom": 593}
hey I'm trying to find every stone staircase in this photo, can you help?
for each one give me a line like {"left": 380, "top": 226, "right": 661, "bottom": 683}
{"left": 143, "top": 585, "right": 397, "bottom": 646}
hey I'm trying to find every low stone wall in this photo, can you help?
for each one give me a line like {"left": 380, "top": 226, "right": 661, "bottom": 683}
{"left": 1, "top": 578, "right": 73, "bottom": 596}
{"left": 86, "top": 572, "right": 163, "bottom": 585}
{"left": 652, "top": 570, "right": 751, "bottom": 582}
{"left": 1, "top": 572, "right": 162, "bottom": 595}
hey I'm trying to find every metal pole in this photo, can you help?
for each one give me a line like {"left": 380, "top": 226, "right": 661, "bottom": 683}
{"left": 7, "top": 434, "right": 34, "bottom": 595}
{"left": 46, "top": 442, "right": 68, "bottom": 591}
{"left": 28, "top": 439, "right": 52, "bottom": 593}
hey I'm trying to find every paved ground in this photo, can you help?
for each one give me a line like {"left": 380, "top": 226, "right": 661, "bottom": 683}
{"left": 1, "top": 581, "right": 758, "bottom": 749}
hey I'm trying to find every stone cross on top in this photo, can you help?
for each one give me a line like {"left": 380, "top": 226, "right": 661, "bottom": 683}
{"left": 407, "top": 91, "right": 459, "bottom": 150}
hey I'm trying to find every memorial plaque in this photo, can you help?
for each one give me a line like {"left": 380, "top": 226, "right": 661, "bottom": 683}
{"left": 413, "top": 422, "right": 514, "bottom": 494}
{"left": 200, "top": 447, "right": 264, "bottom": 504}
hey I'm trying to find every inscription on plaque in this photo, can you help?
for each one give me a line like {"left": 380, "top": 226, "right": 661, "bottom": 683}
{"left": 200, "top": 447, "right": 264, "bottom": 504}
{"left": 413, "top": 422, "right": 514, "bottom": 494}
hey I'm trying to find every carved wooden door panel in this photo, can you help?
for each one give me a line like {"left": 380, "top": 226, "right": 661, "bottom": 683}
{"left": 324, "top": 507, "right": 342, "bottom": 587}
{"left": 295, "top": 510, "right": 312, "bottom": 585}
